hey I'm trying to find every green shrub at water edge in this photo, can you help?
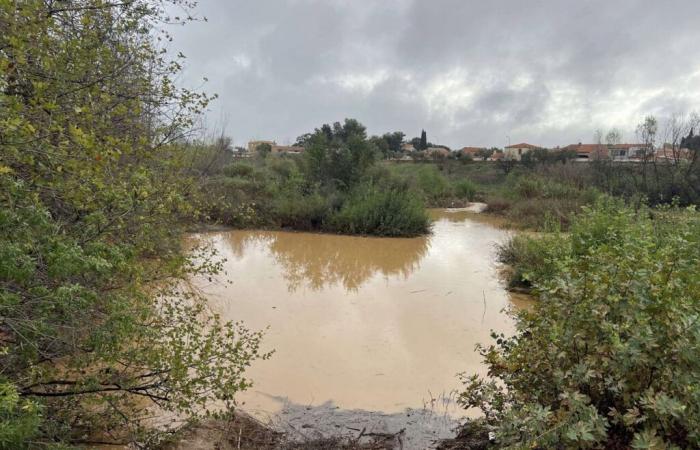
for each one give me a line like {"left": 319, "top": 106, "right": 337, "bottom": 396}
{"left": 453, "top": 179, "right": 477, "bottom": 201}
{"left": 327, "top": 185, "right": 430, "bottom": 236}
{"left": 462, "top": 199, "right": 700, "bottom": 449}
{"left": 496, "top": 233, "right": 564, "bottom": 289}
{"left": 271, "top": 192, "right": 331, "bottom": 230}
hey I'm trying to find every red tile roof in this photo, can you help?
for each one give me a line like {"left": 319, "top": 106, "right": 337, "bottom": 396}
{"left": 505, "top": 143, "right": 540, "bottom": 149}
{"left": 563, "top": 144, "right": 607, "bottom": 155}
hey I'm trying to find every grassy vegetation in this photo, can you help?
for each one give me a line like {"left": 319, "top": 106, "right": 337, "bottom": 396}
{"left": 380, "top": 160, "right": 600, "bottom": 230}
{"left": 461, "top": 199, "right": 700, "bottom": 449}
{"left": 382, "top": 155, "right": 699, "bottom": 231}
{"left": 384, "top": 163, "right": 478, "bottom": 206}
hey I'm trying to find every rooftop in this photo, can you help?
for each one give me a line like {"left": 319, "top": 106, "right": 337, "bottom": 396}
{"left": 505, "top": 143, "right": 540, "bottom": 149}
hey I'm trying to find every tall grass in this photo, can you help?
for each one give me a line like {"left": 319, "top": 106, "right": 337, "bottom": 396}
{"left": 483, "top": 173, "right": 601, "bottom": 230}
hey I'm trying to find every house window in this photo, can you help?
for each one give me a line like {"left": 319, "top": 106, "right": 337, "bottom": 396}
{"left": 518, "top": 149, "right": 522, "bottom": 155}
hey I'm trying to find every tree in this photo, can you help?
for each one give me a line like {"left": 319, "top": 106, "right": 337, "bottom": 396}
{"left": 420, "top": 129, "right": 428, "bottom": 150}
{"left": 301, "top": 119, "right": 378, "bottom": 190}
{"left": 369, "top": 135, "right": 391, "bottom": 158}
{"left": 0, "top": 1, "right": 264, "bottom": 445}
{"left": 256, "top": 142, "right": 272, "bottom": 159}
{"left": 337, "top": 118, "right": 367, "bottom": 141}
{"left": 606, "top": 128, "right": 623, "bottom": 146}
{"left": 475, "top": 148, "right": 495, "bottom": 161}
{"left": 633, "top": 115, "right": 658, "bottom": 195}
{"left": 594, "top": 129, "right": 604, "bottom": 145}
{"left": 294, "top": 132, "right": 314, "bottom": 147}
{"left": 368, "top": 131, "right": 405, "bottom": 159}
{"left": 636, "top": 115, "right": 658, "bottom": 159}
{"left": 383, "top": 131, "right": 406, "bottom": 154}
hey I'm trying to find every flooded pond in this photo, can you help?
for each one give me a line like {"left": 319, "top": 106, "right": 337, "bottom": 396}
{"left": 191, "top": 209, "right": 525, "bottom": 447}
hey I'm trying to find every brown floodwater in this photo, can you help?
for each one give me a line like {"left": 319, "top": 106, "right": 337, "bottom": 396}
{"left": 191, "top": 209, "right": 524, "bottom": 425}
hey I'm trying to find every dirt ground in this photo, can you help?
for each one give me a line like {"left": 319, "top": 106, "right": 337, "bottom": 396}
{"left": 163, "top": 412, "right": 493, "bottom": 450}
{"left": 162, "top": 413, "right": 404, "bottom": 450}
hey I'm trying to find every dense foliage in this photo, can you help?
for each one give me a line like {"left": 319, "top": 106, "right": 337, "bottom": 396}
{"left": 327, "top": 184, "right": 428, "bottom": 236}
{"left": 462, "top": 200, "right": 700, "bottom": 449}
{"left": 196, "top": 119, "right": 475, "bottom": 236}
{"left": 0, "top": 1, "right": 264, "bottom": 446}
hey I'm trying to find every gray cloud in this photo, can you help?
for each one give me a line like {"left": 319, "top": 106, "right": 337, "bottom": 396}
{"left": 172, "top": 0, "right": 700, "bottom": 148}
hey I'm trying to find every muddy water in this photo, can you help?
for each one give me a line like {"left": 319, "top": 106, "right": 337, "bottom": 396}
{"left": 193, "top": 209, "right": 522, "bottom": 422}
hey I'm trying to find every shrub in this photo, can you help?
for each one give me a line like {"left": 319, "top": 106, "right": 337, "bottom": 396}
{"left": 513, "top": 176, "right": 544, "bottom": 199}
{"left": 327, "top": 185, "right": 430, "bottom": 236}
{"left": 415, "top": 165, "right": 453, "bottom": 204}
{"left": 461, "top": 200, "right": 700, "bottom": 449}
{"left": 496, "top": 234, "right": 563, "bottom": 289}
{"left": 453, "top": 179, "right": 477, "bottom": 201}
{"left": 223, "top": 161, "right": 256, "bottom": 178}
{"left": 271, "top": 192, "right": 330, "bottom": 230}
{"left": 488, "top": 173, "right": 601, "bottom": 230}
{"left": 505, "top": 197, "right": 587, "bottom": 230}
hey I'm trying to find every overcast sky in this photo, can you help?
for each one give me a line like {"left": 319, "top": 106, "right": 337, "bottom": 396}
{"left": 171, "top": 0, "right": 700, "bottom": 149}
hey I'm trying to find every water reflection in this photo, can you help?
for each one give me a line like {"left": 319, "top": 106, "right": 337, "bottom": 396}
{"left": 429, "top": 209, "right": 475, "bottom": 223}
{"left": 221, "top": 231, "right": 430, "bottom": 292}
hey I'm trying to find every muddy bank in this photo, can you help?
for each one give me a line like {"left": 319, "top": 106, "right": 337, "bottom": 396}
{"left": 164, "top": 400, "right": 463, "bottom": 450}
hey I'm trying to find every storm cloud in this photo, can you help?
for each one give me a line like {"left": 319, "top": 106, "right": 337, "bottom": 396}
{"left": 171, "top": 0, "right": 700, "bottom": 148}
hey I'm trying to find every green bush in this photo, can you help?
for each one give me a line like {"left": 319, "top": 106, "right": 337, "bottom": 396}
{"left": 385, "top": 164, "right": 466, "bottom": 206}
{"left": 513, "top": 176, "right": 544, "bottom": 199}
{"left": 327, "top": 185, "right": 430, "bottom": 236}
{"left": 497, "top": 233, "right": 563, "bottom": 289}
{"left": 271, "top": 192, "right": 331, "bottom": 230}
{"left": 223, "top": 161, "right": 256, "bottom": 178}
{"left": 415, "top": 165, "right": 453, "bottom": 204}
{"left": 453, "top": 179, "right": 477, "bottom": 201}
{"left": 461, "top": 199, "right": 700, "bottom": 449}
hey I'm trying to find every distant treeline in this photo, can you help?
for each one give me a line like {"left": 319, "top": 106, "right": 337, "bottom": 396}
{"left": 188, "top": 119, "right": 479, "bottom": 236}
